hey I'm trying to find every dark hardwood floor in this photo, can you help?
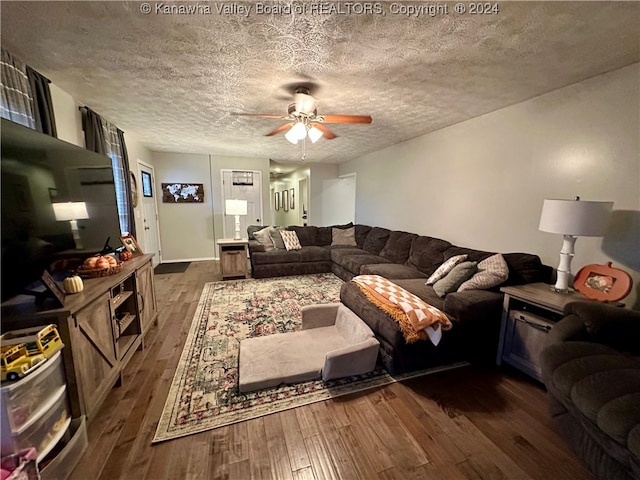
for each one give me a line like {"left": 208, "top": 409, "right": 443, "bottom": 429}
{"left": 70, "top": 261, "right": 593, "bottom": 480}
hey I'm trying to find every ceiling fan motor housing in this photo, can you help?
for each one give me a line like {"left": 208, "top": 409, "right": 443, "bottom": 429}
{"left": 293, "top": 92, "right": 317, "bottom": 115}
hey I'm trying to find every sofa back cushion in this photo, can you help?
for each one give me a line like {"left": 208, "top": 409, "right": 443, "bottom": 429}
{"left": 290, "top": 226, "right": 317, "bottom": 246}
{"left": 362, "top": 227, "right": 391, "bottom": 255}
{"left": 445, "top": 247, "right": 551, "bottom": 287}
{"left": 406, "top": 236, "right": 453, "bottom": 276}
{"left": 502, "top": 253, "right": 552, "bottom": 286}
{"left": 354, "top": 225, "right": 372, "bottom": 248}
{"left": 379, "top": 231, "right": 418, "bottom": 264}
{"left": 317, "top": 223, "right": 354, "bottom": 246}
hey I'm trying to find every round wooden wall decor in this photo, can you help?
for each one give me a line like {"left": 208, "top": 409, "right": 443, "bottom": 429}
{"left": 130, "top": 171, "right": 139, "bottom": 208}
{"left": 574, "top": 262, "right": 632, "bottom": 302}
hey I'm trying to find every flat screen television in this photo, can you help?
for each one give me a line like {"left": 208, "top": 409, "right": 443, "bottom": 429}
{"left": 1, "top": 118, "right": 122, "bottom": 302}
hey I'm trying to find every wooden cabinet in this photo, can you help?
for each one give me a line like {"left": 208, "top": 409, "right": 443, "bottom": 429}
{"left": 1, "top": 255, "right": 157, "bottom": 421}
{"left": 135, "top": 261, "right": 158, "bottom": 334}
{"left": 218, "top": 239, "right": 249, "bottom": 279}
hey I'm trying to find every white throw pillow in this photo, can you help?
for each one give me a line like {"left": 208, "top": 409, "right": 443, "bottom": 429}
{"left": 426, "top": 254, "right": 468, "bottom": 285}
{"left": 253, "top": 226, "right": 274, "bottom": 251}
{"left": 458, "top": 253, "right": 509, "bottom": 291}
{"left": 280, "top": 230, "right": 302, "bottom": 251}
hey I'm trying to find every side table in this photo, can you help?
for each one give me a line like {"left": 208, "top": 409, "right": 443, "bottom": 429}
{"left": 496, "top": 282, "right": 615, "bottom": 381}
{"left": 217, "top": 239, "right": 249, "bottom": 279}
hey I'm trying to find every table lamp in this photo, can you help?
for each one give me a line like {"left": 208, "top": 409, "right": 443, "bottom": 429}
{"left": 538, "top": 197, "right": 613, "bottom": 293}
{"left": 53, "top": 202, "right": 90, "bottom": 250}
{"left": 225, "top": 199, "right": 248, "bottom": 240}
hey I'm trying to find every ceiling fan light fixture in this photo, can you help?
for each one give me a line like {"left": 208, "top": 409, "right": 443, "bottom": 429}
{"left": 290, "top": 121, "right": 307, "bottom": 141}
{"left": 308, "top": 125, "right": 323, "bottom": 143}
{"left": 284, "top": 127, "right": 299, "bottom": 144}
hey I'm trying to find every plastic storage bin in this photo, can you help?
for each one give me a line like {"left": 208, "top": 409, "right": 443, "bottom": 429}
{"left": 1, "top": 383, "right": 70, "bottom": 459}
{"left": 1, "top": 351, "right": 65, "bottom": 433}
{"left": 39, "top": 416, "right": 88, "bottom": 480}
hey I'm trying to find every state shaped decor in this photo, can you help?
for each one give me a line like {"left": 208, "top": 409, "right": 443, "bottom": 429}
{"left": 574, "top": 262, "right": 632, "bottom": 302}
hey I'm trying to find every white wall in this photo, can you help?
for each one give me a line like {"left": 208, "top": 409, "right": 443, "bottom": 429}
{"left": 151, "top": 152, "right": 214, "bottom": 261}
{"left": 309, "top": 163, "right": 339, "bottom": 226}
{"left": 340, "top": 64, "right": 640, "bottom": 308}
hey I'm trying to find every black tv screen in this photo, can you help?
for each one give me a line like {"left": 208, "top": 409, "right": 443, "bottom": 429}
{"left": 1, "top": 119, "right": 122, "bottom": 301}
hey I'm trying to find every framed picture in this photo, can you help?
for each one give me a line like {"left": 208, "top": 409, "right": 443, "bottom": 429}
{"left": 41, "top": 270, "right": 66, "bottom": 306}
{"left": 130, "top": 171, "right": 139, "bottom": 208}
{"left": 141, "top": 171, "right": 153, "bottom": 197}
{"left": 274, "top": 192, "right": 280, "bottom": 211}
{"left": 120, "top": 235, "right": 143, "bottom": 256}
{"left": 161, "top": 183, "right": 204, "bottom": 203}
{"left": 290, "top": 188, "right": 295, "bottom": 209}
{"left": 283, "top": 189, "right": 289, "bottom": 212}
{"left": 574, "top": 262, "right": 632, "bottom": 302}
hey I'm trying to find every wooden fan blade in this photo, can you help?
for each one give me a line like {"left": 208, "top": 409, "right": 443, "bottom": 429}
{"left": 313, "top": 123, "right": 337, "bottom": 140}
{"left": 265, "top": 123, "right": 293, "bottom": 136}
{"left": 233, "top": 113, "right": 287, "bottom": 119}
{"left": 320, "top": 115, "right": 372, "bottom": 124}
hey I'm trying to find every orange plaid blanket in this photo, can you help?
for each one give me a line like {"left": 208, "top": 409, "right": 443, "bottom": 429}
{"left": 351, "top": 275, "right": 452, "bottom": 345}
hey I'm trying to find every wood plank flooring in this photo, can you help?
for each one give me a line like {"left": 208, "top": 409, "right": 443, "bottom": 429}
{"left": 70, "top": 261, "right": 593, "bottom": 480}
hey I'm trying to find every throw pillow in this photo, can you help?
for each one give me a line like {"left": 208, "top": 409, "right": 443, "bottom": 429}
{"left": 252, "top": 226, "right": 274, "bottom": 251}
{"left": 268, "top": 227, "right": 286, "bottom": 250}
{"left": 332, "top": 226, "right": 357, "bottom": 246}
{"left": 426, "top": 254, "right": 468, "bottom": 285}
{"left": 280, "top": 230, "right": 302, "bottom": 251}
{"left": 458, "top": 253, "right": 509, "bottom": 291}
{"left": 433, "top": 261, "right": 477, "bottom": 298}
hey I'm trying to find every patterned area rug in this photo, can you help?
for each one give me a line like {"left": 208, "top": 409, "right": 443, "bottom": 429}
{"left": 153, "top": 273, "right": 465, "bottom": 443}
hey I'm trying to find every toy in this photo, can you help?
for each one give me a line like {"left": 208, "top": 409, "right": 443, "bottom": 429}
{"left": 1, "top": 325, "right": 64, "bottom": 360}
{"left": 0, "top": 344, "right": 46, "bottom": 382}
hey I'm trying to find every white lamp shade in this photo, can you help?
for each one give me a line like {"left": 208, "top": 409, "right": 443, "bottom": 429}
{"left": 225, "top": 199, "right": 247, "bottom": 216}
{"left": 539, "top": 199, "right": 613, "bottom": 236}
{"left": 291, "top": 122, "right": 307, "bottom": 141}
{"left": 52, "top": 202, "right": 89, "bottom": 221}
{"left": 284, "top": 128, "right": 299, "bottom": 144}
{"left": 307, "top": 126, "right": 324, "bottom": 143}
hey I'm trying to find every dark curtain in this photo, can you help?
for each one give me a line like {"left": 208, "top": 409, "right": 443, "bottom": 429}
{"left": 26, "top": 66, "right": 57, "bottom": 137}
{"left": 80, "top": 106, "right": 106, "bottom": 154}
{"left": 117, "top": 128, "right": 137, "bottom": 237}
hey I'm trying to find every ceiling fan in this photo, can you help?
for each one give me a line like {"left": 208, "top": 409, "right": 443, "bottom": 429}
{"left": 235, "top": 86, "right": 372, "bottom": 144}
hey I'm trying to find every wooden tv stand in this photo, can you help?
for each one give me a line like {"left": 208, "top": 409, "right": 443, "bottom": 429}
{"left": 1, "top": 254, "right": 158, "bottom": 421}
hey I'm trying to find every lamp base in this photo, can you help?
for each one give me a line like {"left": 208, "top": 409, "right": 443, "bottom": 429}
{"left": 548, "top": 285, "right": 575, "bottom": 295}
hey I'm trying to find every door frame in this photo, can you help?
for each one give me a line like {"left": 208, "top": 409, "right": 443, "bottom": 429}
{"left": 137, "top": 160, "right": 162, "bottom": 265}
{"left": 220, "top": 169, "right": 264, "bottom": 239}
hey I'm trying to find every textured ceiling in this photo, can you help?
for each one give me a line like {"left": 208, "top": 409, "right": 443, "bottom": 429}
{"left": 1, "top": 1, "right": 639, "bottom": 167}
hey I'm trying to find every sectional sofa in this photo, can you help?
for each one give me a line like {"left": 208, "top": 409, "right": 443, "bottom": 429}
{"left": 248, "top": 223, "right": 551, "bottom": 373}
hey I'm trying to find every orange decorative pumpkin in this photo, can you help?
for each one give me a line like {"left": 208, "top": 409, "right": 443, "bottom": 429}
{"left": 95, "top": 257, "right": 110, "bottom": 269}
{"left": 119, "top": 251, "right": 133, "bottom": 261}
{"left": 83, "top": 256, "right": 99, "bottom": 269}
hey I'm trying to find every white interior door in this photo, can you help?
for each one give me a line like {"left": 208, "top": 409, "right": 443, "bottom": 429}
{"left": 221, "top": 170, "right": 263, "bottom": 239}
{"left": 138, "top": 162, "right": 161, "bottom": 266}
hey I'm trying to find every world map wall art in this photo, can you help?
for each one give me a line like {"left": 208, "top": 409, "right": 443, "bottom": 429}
{"left": 162, "top": 183, "right": 204, "bottom": 203}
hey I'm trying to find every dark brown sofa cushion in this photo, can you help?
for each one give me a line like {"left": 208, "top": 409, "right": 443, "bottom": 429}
{"left": 251, "top": 249, "right": 301, "bottom": 265}
{"left": 354, "top": 225, "right": 372, "bottom": 248}
{"left": 362, "top": 227, "right": 390, "bottom": 255}
{"left": 290, "top": 226, "right": 317, "bottom": 246}
{"left": 406, "top": 236, "right": 452, "bottom": 276}
{"left": 298, "top": 246, "right": 331, "bottom": 262}
{"left": 360, "top": 263, "right": 427, "bottom": 279}
{"left": 340, "top": 254, "right": 392, "bottom": 276}
{"left": 379, "top": 231, "right": 418, "bottom": 264}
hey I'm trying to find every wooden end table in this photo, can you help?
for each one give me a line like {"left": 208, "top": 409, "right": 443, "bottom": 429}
{"left": 496, "top": 282, "right": 620, "bottom": 381}
{"left": 217, "top": 239, "right": 249, "bottom": 279}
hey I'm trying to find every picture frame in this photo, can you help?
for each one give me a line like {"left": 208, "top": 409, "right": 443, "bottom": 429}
{"left": 283, "top": 189, "right": 289, "bottom": 212}
{"left": 40, "top": 270, "right": 66, "bottom": 306}
{"left": 574, "top": 262, "right": 632, "bottom": 302}
{"left": 120, "top": 234, "right": 143, "bottom": 256}
{"left": 290, "top": 188, "right": 295, "bottom": 209}
{"left": 141, "top": 171, "right": 153, "bottom": 197}
{"left": 274, "top": 192, "right": 280, "bottom": 211}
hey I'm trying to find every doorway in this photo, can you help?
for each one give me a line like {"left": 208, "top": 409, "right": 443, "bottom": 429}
{"left": 137, "top": 161, "right": 161, "bottom": 266}
{"left": 221, "top": 170, "right": 263, "bottom": 238}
